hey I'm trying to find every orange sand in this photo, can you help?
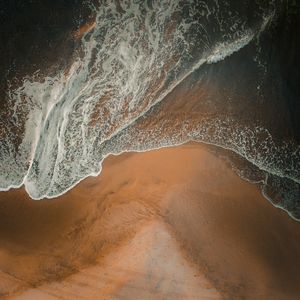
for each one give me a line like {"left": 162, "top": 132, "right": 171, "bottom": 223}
{"left": 0, "top": 143, "right": 300, "bottom": 299}
{"left": 73, "top": 21, "right": 96, "bottom": 40}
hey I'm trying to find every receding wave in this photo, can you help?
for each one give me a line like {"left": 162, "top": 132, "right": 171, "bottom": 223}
{"left": 0, "top": 0, "right": 299, "bottom": 219}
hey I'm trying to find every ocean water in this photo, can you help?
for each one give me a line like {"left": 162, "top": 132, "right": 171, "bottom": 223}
{"left": 0, "top": 0, "right": 299, "bottom": 218}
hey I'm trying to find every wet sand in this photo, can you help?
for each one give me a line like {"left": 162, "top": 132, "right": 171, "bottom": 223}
{"left": 0, "top": 143, "right": 300, "bottom": 299}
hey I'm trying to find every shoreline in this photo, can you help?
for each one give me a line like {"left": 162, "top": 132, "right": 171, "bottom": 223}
{"left": 1, "top": 140, "right": 298, "bottom": 222}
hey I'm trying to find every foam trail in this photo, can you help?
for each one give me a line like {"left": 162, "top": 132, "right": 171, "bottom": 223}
{"left": 24, "top": 29, "right": 259, "bottom": 200}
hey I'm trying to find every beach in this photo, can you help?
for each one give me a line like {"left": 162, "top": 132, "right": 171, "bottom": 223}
{"left": 0, "top": 143, "right": 300, "bottom": 299}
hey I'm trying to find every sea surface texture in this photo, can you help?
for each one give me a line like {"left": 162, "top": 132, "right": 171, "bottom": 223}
{"left": 0, "top": 0, "right": 299, "bottom": 218}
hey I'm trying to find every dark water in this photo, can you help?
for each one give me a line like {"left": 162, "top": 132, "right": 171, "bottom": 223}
{"left": 0, "top": 0, "right": 299, "bottom": 218}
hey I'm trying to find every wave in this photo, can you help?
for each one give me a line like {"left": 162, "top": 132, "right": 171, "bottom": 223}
{"left": 0, "top": 0, "right": 299, "bottom": 219}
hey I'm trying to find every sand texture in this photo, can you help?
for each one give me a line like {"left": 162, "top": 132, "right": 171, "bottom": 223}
{"left": 0, "top": 143, "right": 300, "bottom": 299}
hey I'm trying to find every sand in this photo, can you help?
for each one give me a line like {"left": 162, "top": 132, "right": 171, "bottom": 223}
{"left": 0, "top": 143, "right": 300, "bottom": 299}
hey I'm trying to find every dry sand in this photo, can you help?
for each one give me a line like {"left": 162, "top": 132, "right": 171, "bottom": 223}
{"left": 0, "top": 143, "right": 300, "bottom": 299}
